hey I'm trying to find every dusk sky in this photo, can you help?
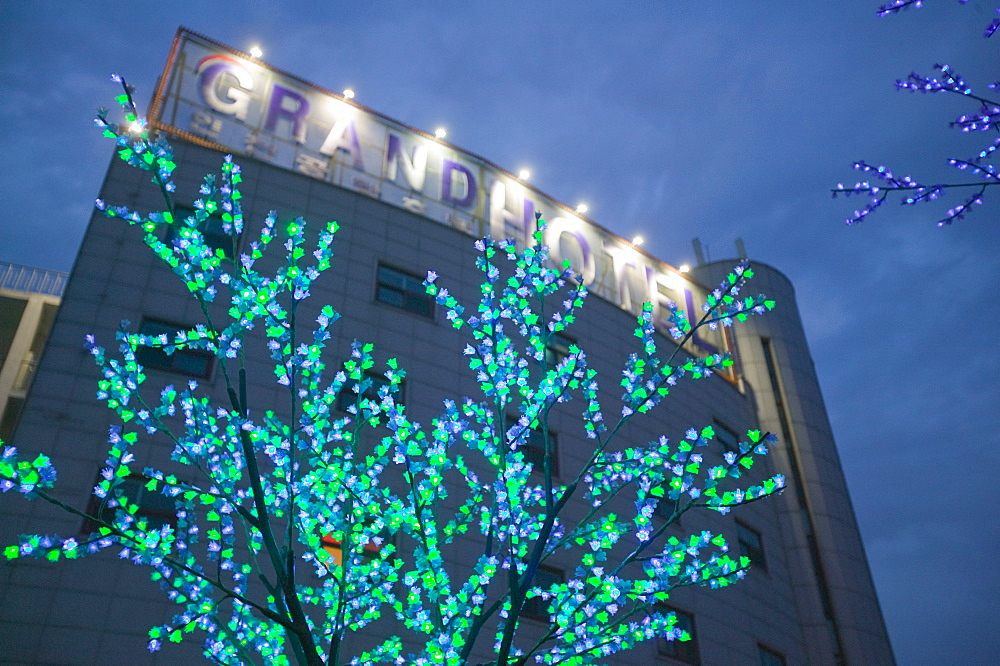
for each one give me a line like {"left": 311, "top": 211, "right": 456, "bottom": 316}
{"left": 2, "top": 2, "right": 997, "bottom": 664}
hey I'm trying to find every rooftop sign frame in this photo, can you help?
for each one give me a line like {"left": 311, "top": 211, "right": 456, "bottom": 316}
{"left": 149, "top": 27, "right": 733, "bottom": 372}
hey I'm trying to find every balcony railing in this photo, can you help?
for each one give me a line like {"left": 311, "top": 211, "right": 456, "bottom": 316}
{"left": 0, "top": 261, "right": 68, "bottom": 297}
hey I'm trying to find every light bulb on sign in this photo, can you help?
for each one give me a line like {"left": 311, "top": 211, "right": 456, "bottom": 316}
{"left": 631, "top": 236, "right": 644, "bottom": 246}
{"left": 576, "top": 203, "right": 588, "bottom": 214}
{"left": 518, "top": 169, "right": 530, "bottom": 180}
{"left": 343, "top": 89, "right": 355, "bottom": 100}
{"left": 434, "top": 128, "right": 447, "bottom": 139}
{"left": 249, "top": 46, "right": 263, "bottom": 59}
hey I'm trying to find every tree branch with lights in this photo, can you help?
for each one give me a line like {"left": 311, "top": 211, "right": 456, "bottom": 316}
{"left": 2, "top": 78, "right": 781, "bottom": 665}
{"left": 834, "top": 3, "right": 1000, "bottom": 226}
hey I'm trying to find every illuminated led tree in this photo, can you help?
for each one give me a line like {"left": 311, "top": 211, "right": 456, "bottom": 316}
{"left": 1, "top": 79, "right": 781, "bottom": 665}
{"left": 834, "top": 1, "right": 1000, "bottom": 226}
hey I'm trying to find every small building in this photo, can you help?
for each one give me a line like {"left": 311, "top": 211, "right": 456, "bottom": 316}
{"left": 0, "top": 262, "right": 66, "bottom": 443}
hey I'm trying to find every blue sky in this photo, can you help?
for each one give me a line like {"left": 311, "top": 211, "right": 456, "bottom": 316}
{"left": 2, "top": 2, "right": 998, "bottom": 664}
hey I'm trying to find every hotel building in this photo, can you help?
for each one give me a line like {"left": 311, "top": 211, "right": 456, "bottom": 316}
{"left": 0, "top": 29, "right": 894, "bottom": 666}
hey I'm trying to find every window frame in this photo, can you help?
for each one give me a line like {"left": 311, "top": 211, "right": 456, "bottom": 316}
{"left": 375, "top": 263, "right": 435, "bottom": 318}
{"left": 522, "top": 564, "right": 564, "bottom": 621}
{"left": 82, "top": 472, "right": 177, "bottom": 534}
{"left": 506, "top": 416, "right": 559, "bottom": 477}
{"left": 757, "top": 643, "right": 787, "bottom": 666}
{"left": 135, "top": 317, "right": 215, "bottom": 379}
{"left": 736, "top": 520, "right": 768, "bottom": 573}
{"left": 165, "top": 206, "right": 240, "bottom": 261}
{"left": 336, "top": 369, "right": 404, "bottom": 414}
{"left": 320, "top": 530, "right": 389, "bottom": 568}
{"left": 543, "top": 331, "right": 576, "bottom": 367}
{"left": 713, "top": 420, "right": 740, "bottom": 456}
{"left": 653, "top": 493, "right": 684, "bottom": 524}
{"left": 656, "top": 605, "right": 701, "bottom": 665}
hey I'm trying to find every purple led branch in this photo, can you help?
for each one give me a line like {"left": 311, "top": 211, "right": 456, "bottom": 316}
{"left": 878, "top": 1, "right": 1000, "bottom": 38}
{"left": 897, "top": 65, "right": 1000, "bottom": 121}
{"left": 897, "top": 64, "right": 971, "bottom": 95}
{"left": 877, "top": 0, "right": 924, "bottom": 14}
{"left": 835, "top": 62, "right": 999, "bottom": 226}
{"left": 833, "top": 161, "right": 996, "bottom": 226}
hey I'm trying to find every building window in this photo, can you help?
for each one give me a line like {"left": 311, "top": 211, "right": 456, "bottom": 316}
{"left": 135, "top": 318, "right": 214, "bottom": 378}
{"left": 737, "top": 521, "right": 767, "bottom": 573}
{"left": 508, "top": 418, "right": 559, "bottom": 476}
{"left": 165, "top": 207, "right": 238, "bottom": 260}
{"left": 658, "top": 606, "right": 700, "bottom": 665}
{"left": 320, "top": 531, "right": 386, "bottom": 568}
{"left": 544, "top": 331, "right": 575, "bottom": 367}
{"left": 375, "top": 264, "right": 434, "bottom": 317}
{"left": 654, "top": 493, "right": 684, "bottom": 524}
{"left": 714, "top": 420, "right": 739, "bottom": 455}
{"left": 758, "top": 644, "right": 786, "bottom": 666}
{"left": 0, "top": 295, "right": 28, "bottom": 363}
{"left": 0, "top": 397, "right": 25, "bottom": 444}
{"left": 522, "top": 564, "right": 563, "bottom": 620}
{"left": 82, "top": 473, "right": 177, "bottom": 534}
{"left": 336, "top": 370, "right": 402, "bottom": 414}
{"left": 523, "top": 427, "right": 558, "bottom": 475}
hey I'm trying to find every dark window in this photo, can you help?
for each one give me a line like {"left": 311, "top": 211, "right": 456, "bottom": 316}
{"left": 0, "top": 295, "right": 28, "bottom": 362}
{"left": 737, "top": 521, "right": 767, "bottom": 573}
{"left": 544, "top": 331, "right": 575, "bottom": 366}
{"left": 135, "top": 318, "right": 214, "bottom": 378}
{"left": 523, "top": 427, "right": 558, "bottom": 475}
{"left": 336, "top": 370, "right": 402, "bottom": 414}
{"left": 83, "top": 473, "right": 177, "bottom": 533}
{"left": 658, "top": 606, "right": 700, "bottom": 665}
{"left": 714, "top": 421, "right": 739, "bottom": 455}
{"left": 522, "top": 565, "right": 563, "bottom": 620}
{"left": 25, "top": 302, "right": 57, "bottom": 366}
{"left": 166, "top": 207, "right": 238, "bottom": 259}
{"left": 654, "top": 493, "right": 683, "bottom": 523}
{"left": 0, "top": 396, "right": 25, "bottom": 443}
{"left": 508, "top": 417, "right": 559, "bottom": 476}
{"left": 758, "top": 644, "right": 786, "bottom": 666}
{"left": 376, "top": 264, "right": 434, "bottom": 317}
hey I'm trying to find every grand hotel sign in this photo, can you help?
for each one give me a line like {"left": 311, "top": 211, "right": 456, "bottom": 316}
{"left": 150, "top": 28, "right": 731, "bottom": 367}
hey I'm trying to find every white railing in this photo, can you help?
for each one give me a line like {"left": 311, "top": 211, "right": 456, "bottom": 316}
{"left": 0, "top": 261, "right": 68, "bottom": 297}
